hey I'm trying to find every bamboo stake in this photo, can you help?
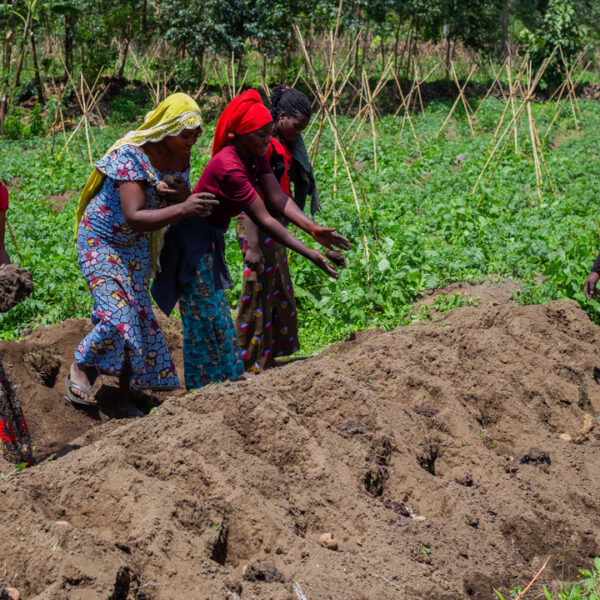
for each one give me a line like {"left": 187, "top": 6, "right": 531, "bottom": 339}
{"left": 512, "top": 557, "right": 550, "bottom": 600}
{"left": 472, "top": 48, "right": 557, "bottom": 195}
{"left": 450, "top": 62, "right": 475, "bottom": 136}
{"left": 5, "top": 217, "right": 23, "bottom": 264}
{"left": 436, "top": 64, "right": 476, "bottom": 138}
{"left": 472, "top": 58, "right": 508, "bottom": 118}
{"left": 294, "top": 24, "right": 375, "bottom": 276}
{"left": 506, "top": 60, "right": 518, "bottom": 153}
{"left": 543, "top": 61, "right": 590, "bottom": 140}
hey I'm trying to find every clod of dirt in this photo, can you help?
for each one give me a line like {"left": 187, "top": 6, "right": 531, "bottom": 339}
{"left": 345, "top": 332, "right": 357, "bottom": 342}
{"left": 325, "top": 248, "right": 346, "bottom": 268}
{"left": 27, "top": 351, "right": 61, "bottom": 387}
{"left": 413, "top": 401, "right": 439, "bottom": 418}
{"left": 559, "top": 433, "right": 573, "bottom": 443}
{"left": 516, "top": 447, "right": 551, "bottom": 469}
{"left": 319, "top": 532, "right": 339, "bottom": 551}
{"left": 455, "top": 474, "right": 475, "bottom": 487}
{"left": 242, "top": 562, "right": 285, "bottom": 583}
{"left": 338, "top": 418, "right": 366, "bottom": 435}
{"left": 0, "top": 264, "right": 33, "bottom": 312}
{"left": 156, "top": 174, "right": 180, "bottom": 199}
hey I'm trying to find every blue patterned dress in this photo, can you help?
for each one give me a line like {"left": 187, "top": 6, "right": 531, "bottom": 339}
{"left": 75, "top": 145, "right": 181, "bottom": 390}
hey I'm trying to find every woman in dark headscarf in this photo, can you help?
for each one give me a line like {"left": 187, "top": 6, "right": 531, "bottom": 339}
{"left": 234, "top": 86, "right": 329, "bottom": 373}
{"left": 152, "top": 89, "right": 349, "bottom": 390}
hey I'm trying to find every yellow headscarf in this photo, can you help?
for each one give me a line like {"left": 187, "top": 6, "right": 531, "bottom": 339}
{"left": 74, "top": 92, "right": 203, "bottom": 275}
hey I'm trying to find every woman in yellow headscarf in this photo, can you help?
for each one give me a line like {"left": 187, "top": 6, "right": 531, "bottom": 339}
{"left": 67, "top": 93, "right": 217, "bottom": 417}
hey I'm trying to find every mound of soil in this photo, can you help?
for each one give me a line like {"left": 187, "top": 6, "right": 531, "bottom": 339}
{"left": 0, "top": 264, "right": 33, "bottom": 312}
{"left": 0, "top": 290, "right": 599, "bottom": 599}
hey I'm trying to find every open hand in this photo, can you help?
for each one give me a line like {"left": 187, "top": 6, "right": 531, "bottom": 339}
{"left": 181, "top": 193, "right": 219, "bottom": 218}
{"left": 308, "top": 249, "right": 339, "bottom": 279}
{"left": 245, "top": 247, "right": 264, "bottom": 274}
{"left": 311, "top": 226, "right": 351, "bottom": 250}
{"left": 584, "top": 271, "right": 600, "bottom": 299}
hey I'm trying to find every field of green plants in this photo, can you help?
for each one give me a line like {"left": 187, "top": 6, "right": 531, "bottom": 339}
{"left": 1, "top": 95, "right": 600, "bottom": 356}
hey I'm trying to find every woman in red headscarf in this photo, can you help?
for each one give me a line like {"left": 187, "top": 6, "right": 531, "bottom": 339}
{"left": 152, "top": 90, "right": 349, "bottom": 389}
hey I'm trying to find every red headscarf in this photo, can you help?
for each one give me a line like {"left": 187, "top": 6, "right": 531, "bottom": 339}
{"left": 212, "top": 90, "right": 272, "bottom": 156}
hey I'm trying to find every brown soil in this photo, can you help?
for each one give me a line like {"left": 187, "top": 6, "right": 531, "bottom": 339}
{"left": 44, "top": 190, "right": 78, "bottom": 213}
{"left": 0, "top": 264, "right": 33, "bottom": 313}
{"left": 0, "top": 288, "right": 599, "bottom": 599}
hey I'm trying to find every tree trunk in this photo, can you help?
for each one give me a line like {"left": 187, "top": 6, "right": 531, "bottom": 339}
{"left": 13, "top": 30, "right": 28, "bottom": 88}
{"left": 65, "top": 14, "right": 74, "bottom": 74}
{"left": 502, "top": 0, "right": 509, "bottom": 58}
{"left": 394, "top": 19, "right": 401, "bottom": 76}
{"left": 29, "top": 29, "right": 45, "bottom": 104}
{"left": 3, "top": 28, "right": 14, "bottom": 73}
{"left": 117, "top": 37, "right": 131, "bottom": 79}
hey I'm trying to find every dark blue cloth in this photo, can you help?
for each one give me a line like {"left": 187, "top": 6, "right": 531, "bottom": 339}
{"left": 151, "top": 216, "right": 232, "bottom": 316}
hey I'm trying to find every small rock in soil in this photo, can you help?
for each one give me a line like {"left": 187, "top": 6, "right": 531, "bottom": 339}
{"left": 455, "top": 474, "right": 475, "bottom": 487}
{"left": 516, "top": 447, "right": 551, "bottom": 468}
{"left": 0, "top": 264, "right": 33, "bottom": 312}
{"left": 559, "top": 433, "right": 572, "bottom": 442}
{"left": 338, "top": 418, "right": 367, "bottom": 435}
{"left": 319, "top": 532, "right": 339, "bottom": 551}
{"left": 242, "top": 562, "right": 285, "bottom": 583}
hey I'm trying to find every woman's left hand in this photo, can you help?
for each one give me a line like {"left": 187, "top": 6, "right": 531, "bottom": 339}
{"left": 311, "top": 226, "right": 351, "bottom": 250}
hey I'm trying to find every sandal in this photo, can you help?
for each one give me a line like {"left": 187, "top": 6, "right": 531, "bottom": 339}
{"left": 65, "top": 373, "right": 97, "bottom": 407}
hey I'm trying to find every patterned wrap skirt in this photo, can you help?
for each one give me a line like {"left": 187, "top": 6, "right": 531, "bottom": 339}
{"left": 0, "top": 359, "right": 33, "bottom": 465}
{"left": 179, "top": 251, "right": 244, "bottom": 389}
{"left": 234, "top": 214, "right": 299, "bottom": 373}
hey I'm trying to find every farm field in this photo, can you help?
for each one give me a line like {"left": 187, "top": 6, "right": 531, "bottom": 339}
{"left": 2, "top": 94, "right": 600, "bottom": 600}
{"left": 2, "top": 97, "right": 600, "bottom": 351}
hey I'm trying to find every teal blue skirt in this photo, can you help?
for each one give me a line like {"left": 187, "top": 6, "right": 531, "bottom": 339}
{"left": 179, "top": 252, "right": 244, "bottom": 390}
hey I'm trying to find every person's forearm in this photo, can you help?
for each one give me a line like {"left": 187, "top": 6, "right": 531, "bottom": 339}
{"left": 258, "top": 214, "right": 313, "bottom": 260}
{"left": 592, "top": 251, "right": 600, "bottom": 274}
{"left": 270, "top": 195, "right": 317, "bottom": 236}
{"left": 124, "top": 203, "right": 188, "bottom": 232}
{"left": 244, "top": 214, "right": 261, "bottom": 250}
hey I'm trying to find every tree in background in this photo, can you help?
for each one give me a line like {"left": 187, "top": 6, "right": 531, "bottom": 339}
{"left": 519, "top": 0, "right": 586, "bottom": 87}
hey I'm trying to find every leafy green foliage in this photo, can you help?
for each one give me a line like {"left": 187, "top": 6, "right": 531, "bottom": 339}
{"left": 495, "top": 558, "right": 600, "bottom": 599}
{"left": 2, "top": 97, "right": 600, "bottom": 360}
{"left": 519, "top": 0, "right": 586, "bottom": 88}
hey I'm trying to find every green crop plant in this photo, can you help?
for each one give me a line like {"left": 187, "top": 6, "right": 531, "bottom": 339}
{"left": 2, "top": 96, "right": 600, "bottom": 360}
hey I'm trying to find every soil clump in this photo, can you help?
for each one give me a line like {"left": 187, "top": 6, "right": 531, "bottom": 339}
{"left": 0, "top": 264, "right": 33, "bottom": 313}
{"left": 0, "top": 286, "right": 599, "bottom": 599}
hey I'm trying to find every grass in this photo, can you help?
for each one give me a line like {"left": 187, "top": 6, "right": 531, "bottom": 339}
{"left": 494, "top": 557, "right": 600, "bottom": 599}
{"left": 1, "top": 96, "right": 600, "bottom": 357}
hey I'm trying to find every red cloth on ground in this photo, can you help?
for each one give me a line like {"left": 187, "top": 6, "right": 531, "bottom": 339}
{"left": 0, "top": 181, "right": 9, "bottom": 211}
{"left": 193, "top": 143, "right": 272, "bottom": 229}
{"left": 211, "top": 90, "right": 272, "bottom": 157}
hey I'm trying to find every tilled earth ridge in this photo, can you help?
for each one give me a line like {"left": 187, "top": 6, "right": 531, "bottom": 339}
{"left": 0, "top": 294, "right": 599, "bottom": 599}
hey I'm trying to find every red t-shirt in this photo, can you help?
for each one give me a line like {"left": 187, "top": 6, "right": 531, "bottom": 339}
{"left": 193, "top": 143, "right": 272, "bottom": 229}
{"left": 0, "top": 181, "right": 8, "bottom": 211}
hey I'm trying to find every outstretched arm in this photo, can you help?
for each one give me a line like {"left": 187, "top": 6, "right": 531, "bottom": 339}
{"left": 245, "top": 195, "right": 338, "bottom": 279}
{"left": 120, "top": 181, "right": 218, "bottom": 232}
{"left": 259, "top": 173, "right": 350, "bottom": 250}
{"left": 0, "top": 211, "right": 10, "bottom": 265}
